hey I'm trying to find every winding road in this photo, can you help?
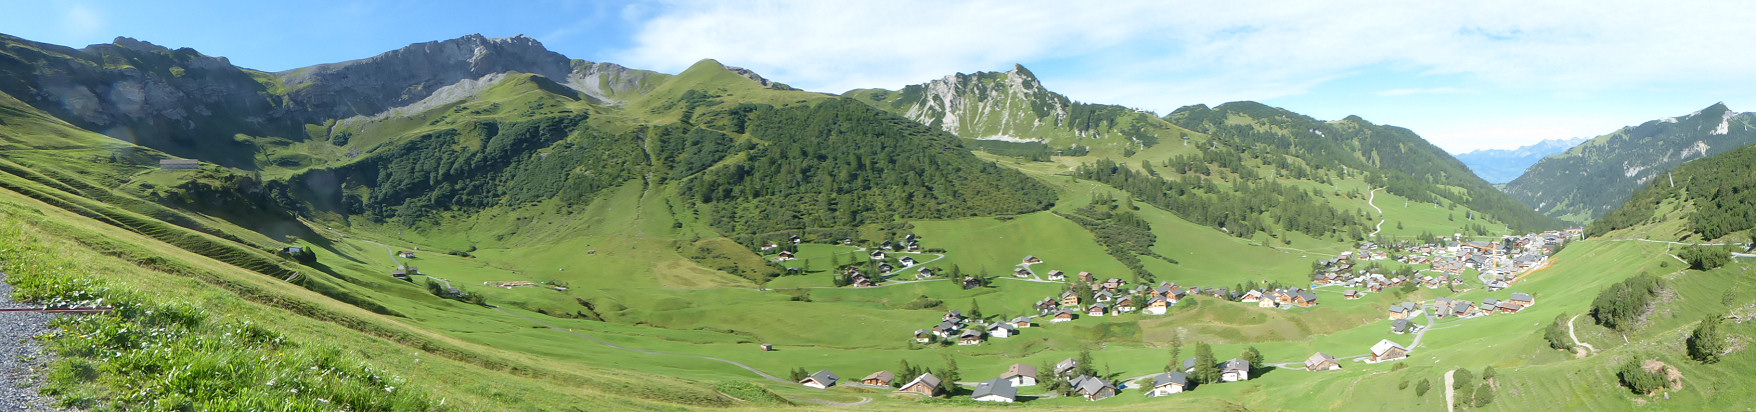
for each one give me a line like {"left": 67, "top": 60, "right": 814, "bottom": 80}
{"left": 1568, "top": 313, "right": 1597, "bottom": 354}
{"left": 1367, "top": 188, "right": 1385, "bottom": 237}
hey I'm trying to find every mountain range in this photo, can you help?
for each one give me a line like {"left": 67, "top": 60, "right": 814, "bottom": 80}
{"left": 1503, "top": 103, "right": 1756, "bottom": 223}
{"left": 1454, "top": 137, "right": 1588, "bottom": 184}
{"left": 4, "top": 31, "right": 1751, "bottom": 411}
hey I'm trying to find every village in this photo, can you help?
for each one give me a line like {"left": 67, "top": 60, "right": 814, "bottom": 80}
{"left": 325, "top": 226, "right": 1577, "bottom": 404}
{"left": 754, "top": 228, "right": 1576, "bottom": 402}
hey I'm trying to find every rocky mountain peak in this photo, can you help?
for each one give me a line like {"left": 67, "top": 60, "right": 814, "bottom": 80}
{"left": 107, "top": 36, "right": 170, "bottom": 53}
{"left": 274, "top": 33, "right": 577, "bottom": 121}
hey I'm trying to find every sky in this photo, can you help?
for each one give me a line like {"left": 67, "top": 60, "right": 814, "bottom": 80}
{"left": 6, "top": 0, "right": 1756, "bottom": 153}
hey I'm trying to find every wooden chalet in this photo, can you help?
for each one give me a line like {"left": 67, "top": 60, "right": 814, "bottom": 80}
{"left": 1304, "top": 352, "right": 1341, "bottom": 371}
{"left": 1070, "top": 375, "right": 1117, "bottom": 401}
{"left": 862, "top": 370, "right": 895, "bottom": 386}
{"left": 898, "top": 373, "right": 942, "bottom": 396}
{"left": 1369, "top": 339, "right": 1408, "bottom": 363}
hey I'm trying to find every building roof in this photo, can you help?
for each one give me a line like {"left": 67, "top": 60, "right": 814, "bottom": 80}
{"left": 971, "top": 377, "right": 1017, "bottom": 400}
{"left": 902, "top": 373, "right": 941, "bottom": 390}
{"left": 1392, "top": 319, "right": 1413, "bottom": 333}
{"left": 1305, "top": 352, "right": 1336, "bottom": 367}
{"left": 960, "top": 329, "right": 984, "bottom": 339}
{"left": 807, "top": 370, "right": 839, "bottom": 385}
{"left": 1056, "top": 358, "right": 1078, "bottom": 373}
{"left": 1072, "top": 375, "right": 1113, "bottom": 395}
{"left": 990, "top": 323, "right": 1017, "bottom": 333}
{"left": 1223, "top": 358, "right": 1251, "bottom": 372}
{"left": 863, "top": 370, "right": 894, "bottom": 382}
{"left": 1001, "top": 363, "right": 1038, "bottom": 379}
{"left": 1153, "top": 372, "right": 1189, "bottom": 388}
{"left": 1371, "top": 339, "right": 1406, "bottom": 356}
{"left": 1510, "top": 292, "right": 1533, "bottom": 301}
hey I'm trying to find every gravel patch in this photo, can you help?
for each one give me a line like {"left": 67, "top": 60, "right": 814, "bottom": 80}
{"left": 0, "top": 271, "right": 62, "bottom": 412}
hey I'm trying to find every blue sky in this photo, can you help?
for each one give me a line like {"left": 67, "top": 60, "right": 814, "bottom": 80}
{"left": 6, "top": 0, "right": 1756, "bottom": 153}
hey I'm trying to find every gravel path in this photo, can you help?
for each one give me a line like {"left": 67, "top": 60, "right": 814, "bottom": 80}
{"left": 0, "top": 271, "right": 61, "bottom": 412}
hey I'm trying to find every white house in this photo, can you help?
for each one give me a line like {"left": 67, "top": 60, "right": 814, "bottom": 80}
{"left": 1147, "top": 372, "right": 1189, "bottom": 397}
{"left": 1000, "top": 364, "right": 1038, "bottom": 387}
{"left": 801, "top": 370, "right": 839, "bottom": 389}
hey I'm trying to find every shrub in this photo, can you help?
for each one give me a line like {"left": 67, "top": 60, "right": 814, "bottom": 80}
{"left": 1474, "top": 383, "right": 1494, "bottom": 406}
{"left": 1617, "top": 360, "right": 1667, "bottom": 395}
{"left": 1678, "top": 244, "right": 1732, "bottom": 270}
{"left": 1415, "top": 379, "right": 1432, "bottom": 396}
{"left": 1687, "top": 314, "right": 1728, "bottom": 364}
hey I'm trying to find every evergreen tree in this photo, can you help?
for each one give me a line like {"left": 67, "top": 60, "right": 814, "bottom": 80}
{"left": 1193, "top": 343, "right": 1220, "bottom": 384}
{"left": 1242, "top": 346, "right": 1264, "bottom": 368}
{"left": 1687, "top": 313, "right": 1728, "bottom": 363}
{"left": 789, "top": 367, "right": 808, "bottom": 382}
{"left": 1166, "top": 334, "right": 1183, "bottom": 372}
{"left": 1076, "top": 348, "right": 1098, "bottom": 377}
{"left": 968, "top": 299, "right": 983, "bottom": 321}
{"left": 941, "top": 353, "right": 960, "bottom": 384}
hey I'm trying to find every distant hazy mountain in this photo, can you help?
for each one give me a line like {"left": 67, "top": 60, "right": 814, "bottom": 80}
{"left": 1455, "top": 138, "right": 1589, "bottom": 184}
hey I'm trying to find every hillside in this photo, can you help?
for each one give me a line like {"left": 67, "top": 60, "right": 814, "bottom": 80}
{"left": 1162, "top": 102, "right": 1564, "bottom": 233}
{"left": 1505, "top": 103, "right": 1756, "bottom": 223}
{"left": 1586, "top": 142, "right": 1756, "bottom": 243}
{"left": 1454, "top": 138, "right": 1588, "bottom": 185}
{"left": 5, "top": 31, "right": 1714, "bottom": 412}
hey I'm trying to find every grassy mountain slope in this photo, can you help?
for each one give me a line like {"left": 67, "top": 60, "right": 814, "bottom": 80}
{"left": 7, "top": 31, "right": 1694, "bottom": 411}
{"left": 1164, "top": 102, "right": 1564, "bottom": 233}
{"left": 1586, "top": 141, "right": 1756, "bottom": 243}
{"left": 1506, "top": 103, "right": 1756, "bottom": 223}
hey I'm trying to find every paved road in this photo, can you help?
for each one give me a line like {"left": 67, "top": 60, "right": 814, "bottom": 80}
{"left": 1409, "top": 307, "right": 1438, "bottom": 351}
{"left": 1568, "top": 313, "right": 1597, "bottom": 354}
{"left": 1610, "top": 238, "right": 1755, "bottom": 258}
{"left": 1367, "top": 188, "right": 1385, "bottom": 237}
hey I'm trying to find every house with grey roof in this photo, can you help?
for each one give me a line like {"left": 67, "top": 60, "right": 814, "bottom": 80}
{"left": 801, "top": 370, "right": 839, "bottom": 389}
{"left": 971, "top": 377, "right": 1017, "bottom": 403}
{"left": 1221, "top": 358, "right": 1251, "bottom": 382}
{"left": 1055, "top": 358, "right": 1079, "bottom": 376}
{"left": 1147, "top": 372, "right": 1189, "bottom": 396}
{"left": 1070, "top": 375, "right": 1117, "bottom": 401}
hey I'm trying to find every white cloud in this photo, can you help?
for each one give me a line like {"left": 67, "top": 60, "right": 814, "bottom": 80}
{"left": 613, "top": 0, "right": 1756, "bottom": 123}
{"left": 61, "top": 4, "right": 103, "bottom": 38}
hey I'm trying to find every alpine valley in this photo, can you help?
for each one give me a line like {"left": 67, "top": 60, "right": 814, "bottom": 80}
{"left": 0, "top": 32, "right": 1751, "bottom": 412}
